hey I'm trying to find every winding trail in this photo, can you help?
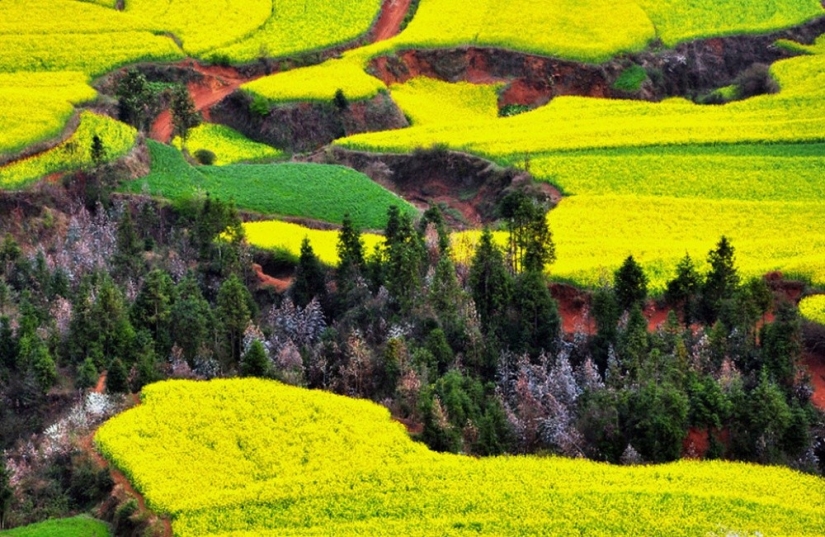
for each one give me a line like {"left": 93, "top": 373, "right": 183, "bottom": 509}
{"left": 373, "top": 0, "right": 412, "bottom": 42}
{"left": 150, "top": 61, "right": 260, "bottom": 143}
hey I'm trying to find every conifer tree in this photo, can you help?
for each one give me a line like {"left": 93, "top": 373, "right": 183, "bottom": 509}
{"left": 702, "top": 236, "right": 740, "bottom": 323}
{"left": 293, "top": 237, "right": 326, "bottom": 307}
{"left": 614, "top": 255, "right": 648, "bottom": 312}
{"left": 241, "top": 339, "right": 270, "bottom": 378}
{"left": 468, "top": 228, "right": 511, "bottom": 337}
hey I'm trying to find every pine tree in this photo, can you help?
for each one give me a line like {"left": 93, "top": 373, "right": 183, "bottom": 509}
{"left": 171, "top": 276, "right": 214, "bottom": 364}
{"left": 336, "top": 213, "right": 364, "bottom": 293}
{"left": 90, "top": 134, "right": 106, "bottom": 167}
{"left": 170, "top": 84, "right": 201, "bottom": 148}
{"left": 614, "top": 255, "right": 648, "bottom": 312}
{"left": 702, "top": 236, "right": 740, "bottom": 323}
{"left": 116, "top": 69, "right": 153, "bottom": 130}
{"left": 509, "top": 269, "right": 560, "bottom": 358}
{"left": 106, "top": 357, "right": 129, "bottom": 394}
{"left": 131, "top": 269, "right": 176, "bottom": 356}
{"left": 76, "top": 357, "right": 99, "bottom": 391}
{"left": 241, "top": 339, "right": 270, "bottom": 378}
{"left": 0, "top": 459, "right": 12, "bottom": 530}
{"left": 217, "top": 274, "right": 253, "bottom": 366}
{"left": 760, "top": 301, "right": 802, "bottom": 391}
{"left": 292, "top": 237, "right": 327, "bottom": 307}
{"left": 665, "top": 253, "right": 701, "bottom": 325}
{"left": 113, "top": 209, "right": 144, "bottom": 281}
{"left": 468, "top": 228, "right": 511, "bottom": 337}
{"left": 385, "top": 213, "right": 426, "bottom": 313}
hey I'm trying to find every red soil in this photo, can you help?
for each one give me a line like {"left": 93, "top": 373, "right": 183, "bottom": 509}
{"left": 150, "top": 61, "right": 264, "bottom": 143}
{"left": 804, "top": 351, "right": 825, "bottom": 410}
{"left": 253, "top": 262, "right": 292, "bottom": 293}
{"left": 373, "top": 0, "right": 413, "bottom": 42}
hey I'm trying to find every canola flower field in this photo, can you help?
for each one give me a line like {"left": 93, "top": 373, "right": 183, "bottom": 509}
{"left": 0, "top": 72, "right": 97, "bottom": 159}
{"left": 244, "top": 220, "right": 384, "bottom": 266}
{"left": 389, "top": 77, "right": 502, "bottom": 126}
{"left": 0, "top": 112, "right": 137, "bottom": 189}
{"left": 171, "top": 123, "right": 282, "bottom": 165}
{"left": 800, "top": 295, "right": 825, "bottom": 325}
{"left": 331, "top": 38, "right": 825, "bottom": 289}
{"left": 95, "top": 379, "right": 825, "bottom": 537}
{"left": 126, "top": 141, "right": 415, "bottom": 229}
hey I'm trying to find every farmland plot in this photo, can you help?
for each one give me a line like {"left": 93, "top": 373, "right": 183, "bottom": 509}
{"left": 95, "top": 378, "right": 825, "bottom": 537}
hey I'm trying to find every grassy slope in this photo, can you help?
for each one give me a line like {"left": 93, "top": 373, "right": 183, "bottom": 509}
{"left": 0, "top": 515, "right": 110, "bottom": 536}
{"left": 95, "top": 379, "right": 825, "bottom": 537}
{"left": 126, "top": 141, "right": 416, "bottom": 229}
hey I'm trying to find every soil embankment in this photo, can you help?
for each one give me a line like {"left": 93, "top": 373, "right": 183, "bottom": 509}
{"left": 313, "top": 146, "right": 557, "bottom": 227}
{"left": 368, "top": 16, "right": 825, "bottom": 108}
{"left": 212, "top": 91, "right": 409, "bottom": 154}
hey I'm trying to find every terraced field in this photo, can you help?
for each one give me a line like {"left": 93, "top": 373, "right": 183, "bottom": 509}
{"left": 244, "top": 220, "right": 384, "bottom": 265}
{"left": 801, "top": 295, "right": 825, "bottom": 325}
{"left": 0, "top": 72, "right": 97, "bottom": 159}
{"left": 0, "top": 112, "right": 137, "bottom": 189}
{"left": 333, "top": 39, "right": 825, "bottom": 289}
{"left": 126, "top": 141, "right": 415, "bottom": 229}
{"left": 95, "top": 379, "right": 825, "bottom": 537}
{"left": 171, "top": 123, "right": 282, "bottom": 165}
{"left": 0, "top": 515, "right": 110, "bottom": 536}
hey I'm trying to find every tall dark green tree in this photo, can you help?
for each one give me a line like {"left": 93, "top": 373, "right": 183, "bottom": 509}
{"left": 760, "top": 301, "right": 802, "bottom": 391}
{"left": 385, "top": 213, "right": 427, "bottom": 313}
{"left": 216, "top": 274, "right": 253, "bottom": 366}
{"left": 171, "top": 276, "right": 214, "bottom": 364}
{"left": 116, "top": 69, "right": 153, "bottom": 131}
{"left": 241, "top": 339, "right": 270, "bottom": 378}
{"left": 702, "top": 236, "right": 740, "bottom": 323}
{"left": 336, "top": 213, "right": 365, "bottom": 301}
{"left": 170, "top": 84, "right": 201, "bottom": 148}
{"left": 590, "top": 285, "right": 621, "bottom": 374}
{"left": 468, "top": 228, "right": 512, "bottom": 337}
{"left": 614, "top": 255, "right": 647, "bottom": 312}
{"left": 292, "top": 237, "right": 327, "bottom": 308}
{"left": 0, "top": 459, "right": 12, "bottom": 530}
{"left": 509, "top": 270, "right": 560, "bottom": 358}
{"left": 113, "top": 209, "right": 144, "bottom": 281}
{"left": 498, "top": 192, "right": 554, "bottom": 273}
{"left": 131, "top": 269, "right": 176, "bottom": 356}
{"left": 665, "top": 253, "right": 701, "bottom": 325}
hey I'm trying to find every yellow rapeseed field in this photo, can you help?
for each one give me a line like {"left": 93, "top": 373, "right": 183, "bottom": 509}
{"left": 390, "top": 77, "right": 502, "bottom": 126}
{"left": 171, "top": 123, "right": 282, "bottom": 165}
{"left": 0, "top": 72, "right": 97, "bottom": 157}
{"left": 800, "top": 295, "right": 825, "bottom": 325}
{"left": 95, "top": 379, "right": 825, "bottom": 536}
{"left": 0, "top": 112, "right": 137, "bottom": 189}
{"left": 243, "top": 220, "right": 384, "bottom": 266}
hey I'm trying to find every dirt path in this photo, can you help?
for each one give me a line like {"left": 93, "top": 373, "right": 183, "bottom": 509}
{"left": 150, "top": 61, "right": 264, "bottom": 143}
{"left": 373, "top": 0, "right": 412, "bottom": 42}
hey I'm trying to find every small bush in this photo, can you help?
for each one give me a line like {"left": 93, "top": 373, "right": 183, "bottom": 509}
{"left": 250, "top": 94, "right": 271, "bottom": 117}
{"left": 499, "top": 104, "right": 529, "bottom": 117}
{"left": 333, "top": 89, "right": 349, "bottom": 111}
{"left": 194, "top": 149, "right": 216, "bottom": 166}
{"left": 209, "top": 54, "right": 232, "bottom": 67}
{"left": 612, "top": 65, "right": 648, "bottom": 92}
{"left": 734, "top": 63, "right": 779, "bottom": 99}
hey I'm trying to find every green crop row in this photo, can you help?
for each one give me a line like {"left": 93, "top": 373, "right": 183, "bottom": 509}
{"left": 0, "top": 515, "right": 110, "bottom": 537}
{"left": 126, "top": 141, "right": 416, "bottom": 229}
{"left": 95, "top": 379, "right": 825, "bottom": 536}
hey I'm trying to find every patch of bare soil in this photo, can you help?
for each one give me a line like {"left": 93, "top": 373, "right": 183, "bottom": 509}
{"left": 373, "top": 0, "right": 413, "bottom": 42}
{"left": 253, "top": 262, "right": 292, "bottom": 293}
{"left": 150, "top": 61, "right": 265, "bottom": 143}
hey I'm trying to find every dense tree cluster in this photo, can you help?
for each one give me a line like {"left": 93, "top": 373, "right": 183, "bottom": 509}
{"left": 0, "top": 190, "right": 822, "bottom": 525}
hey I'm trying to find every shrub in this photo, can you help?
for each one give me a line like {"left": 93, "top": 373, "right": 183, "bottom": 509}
{"left": 194, "top": 149, "right": 216, "bottom": 166}
{"left": 250, "top": 94, "right": 271, "bottom": 117}
{"left": 612, "top": 65, "right": 648, "bottom": 92}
